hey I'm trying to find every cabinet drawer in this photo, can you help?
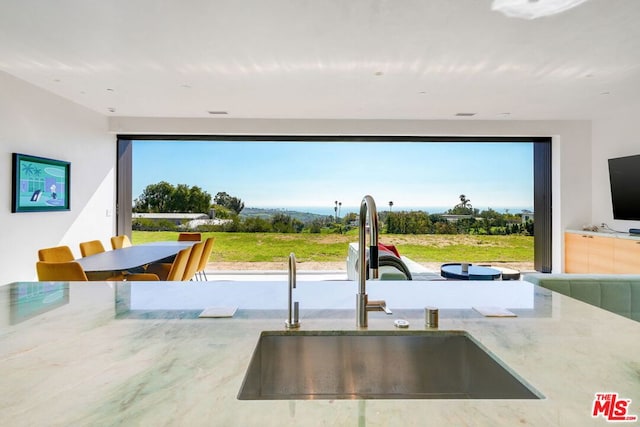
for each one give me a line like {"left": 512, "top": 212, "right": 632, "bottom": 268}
{"left": 565, "top": 233, "right": 589, "bottom": 273}
{"left": 614, "top": 239, "right": 640, "bottom": 273}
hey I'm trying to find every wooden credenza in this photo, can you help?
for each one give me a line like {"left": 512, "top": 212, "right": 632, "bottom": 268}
{"left": 565, "top": 230, "right": 640, "bottom": 273}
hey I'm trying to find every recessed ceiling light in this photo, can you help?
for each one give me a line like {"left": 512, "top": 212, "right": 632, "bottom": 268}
{"left": 53, "top": 79, "right": 61, "bottom": 83}
{"left": 107, "top": 107, "right": 116, "bottom": 113}
{"left": 374, "top": 71, "right": 384, "bottom": 76}
{"left": 181, "top": 84, "right": 192, "bottom": 89}
{"left": 418, "top": 91, "right": 427, "bottom": 95}
{"left": 106, "top": 88, "right": 114, "bottom": 92}
{"left": 455, "top": 113, "right": 476, "bottom": 117}
{"left": 208, "top": 111, "right": 229, "bottom": 115}
{"left": 498, "top": 112, "right": 511, "bottom": 117}
{"left": 600, "top": 91, "right": 610, "bottom": 96}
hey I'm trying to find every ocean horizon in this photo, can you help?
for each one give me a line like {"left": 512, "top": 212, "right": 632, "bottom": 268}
{"left": 248, "top": 205, "right": 534, "bottom": 217}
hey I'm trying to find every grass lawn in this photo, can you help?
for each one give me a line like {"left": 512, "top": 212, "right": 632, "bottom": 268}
{"left": 132, "top": 231, "right": 533, "bottom": 264}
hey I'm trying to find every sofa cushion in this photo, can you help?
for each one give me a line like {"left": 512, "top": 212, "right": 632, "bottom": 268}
{"left": 523, "top": 274, "right": 640, "bottom": 322}
{"left": 600, "top": 281, "right": 632, "bottom": 319}
{"left": 632, "top": 284, "right": 640, "bottom": 321}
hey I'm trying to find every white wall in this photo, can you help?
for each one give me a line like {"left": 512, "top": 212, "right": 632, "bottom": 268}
{"left": 0, "top": 71, "right": 115, "bottom": 283}
{"left": 111, "top": 117, "right": 593, "bottom": 272}
{"left": 592, "top": 112, "right": 640, "bottom": 231}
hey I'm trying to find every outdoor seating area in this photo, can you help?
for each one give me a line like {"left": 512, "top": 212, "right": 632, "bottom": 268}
{"left": 345, "top": 242, "right": 520, "bottom": 282}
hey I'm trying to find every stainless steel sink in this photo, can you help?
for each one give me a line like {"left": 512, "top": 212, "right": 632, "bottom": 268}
{"left": 237, "top": 330, "right": 542, "bottom": 400}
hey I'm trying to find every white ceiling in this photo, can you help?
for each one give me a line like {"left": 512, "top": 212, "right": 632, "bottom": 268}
{"left": 1, "top": 0, "right": 639, "bottom": 120}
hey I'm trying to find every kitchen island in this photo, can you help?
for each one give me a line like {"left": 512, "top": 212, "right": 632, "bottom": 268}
{"left": 0, "top": 280, "right": 638, "bottom": 426}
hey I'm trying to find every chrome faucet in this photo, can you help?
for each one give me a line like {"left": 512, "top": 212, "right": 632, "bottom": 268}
{"left": 357, "top": 195, "right": 392, "bottom": 328}
{"left": 285, "top": 252, "right": 300, "bottom": 329}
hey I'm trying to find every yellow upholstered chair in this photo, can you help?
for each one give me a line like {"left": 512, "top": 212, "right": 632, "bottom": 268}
{"left": 38, "top": 245, "right": 74, "bottom": 262}
{"left": 36, "top": 261, "right": 158, "bottom": 282}
{"left": 123, "top": 272, "right": 160, "bottom": 281}
{"left": 195, "top": 237, "right": 215, "bottom": 281}
{"left": 110, "top": 235, "right": 132, "bottom": 250}
{"left": 146, "top": 247, "right": 192, "bottom": 281}
{"left": 182, "top": 241, "right": 205, "bottom": 281}
{"left": 79, "top": 240, "right": 106, "bottom": 257}
{"left": 177, "top": 232, "right": 201, "bottom": 242}
{"left": 36, "top": 261, "right": 89, "bottom": 281}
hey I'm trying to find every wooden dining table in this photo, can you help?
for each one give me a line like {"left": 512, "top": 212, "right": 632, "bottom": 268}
{"left": 76, "top": 242, "right": 194, "bottom": 273}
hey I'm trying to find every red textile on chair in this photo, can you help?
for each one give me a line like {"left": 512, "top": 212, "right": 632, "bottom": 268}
{"left": 378, "top": 243, "right": 401, "bottom": 258}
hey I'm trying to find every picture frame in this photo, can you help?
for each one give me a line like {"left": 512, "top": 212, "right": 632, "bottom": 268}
{"left": 11, "top": 153, "right": 70, "bottom": 213}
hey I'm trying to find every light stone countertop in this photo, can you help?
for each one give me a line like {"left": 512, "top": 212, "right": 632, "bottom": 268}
{"left": 566, "top": 228, "right": 640, "bottom": 241}
{"left": 0, "top": 280, "right": 639, "bottom": 426}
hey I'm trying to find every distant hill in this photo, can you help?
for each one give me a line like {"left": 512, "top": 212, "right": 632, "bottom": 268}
{"left": 240, "top": 207, "right": 332, "bottom": 223}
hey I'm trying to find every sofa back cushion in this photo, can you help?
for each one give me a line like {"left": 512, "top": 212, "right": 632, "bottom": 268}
{"left": 524, "top": 274, "right": 640, "bottom": 322}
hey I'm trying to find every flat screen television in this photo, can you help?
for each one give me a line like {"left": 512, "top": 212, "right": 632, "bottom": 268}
{"left": 608, "top": 154, "right": 640, "bottom": 221}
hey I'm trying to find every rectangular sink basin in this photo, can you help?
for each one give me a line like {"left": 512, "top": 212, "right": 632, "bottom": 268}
{"left": 238, "top": 330, "right": 542, "bottom": 400}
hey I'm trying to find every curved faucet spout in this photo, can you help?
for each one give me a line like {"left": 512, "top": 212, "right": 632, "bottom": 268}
{"left": 286, "top": 252, "right": 300, "bottom": 329}
{"left": 357, "top": 195, "right": 385, "bottom": 328}
{"left": 358, "top": 195, "right": 379, "bottom": 294}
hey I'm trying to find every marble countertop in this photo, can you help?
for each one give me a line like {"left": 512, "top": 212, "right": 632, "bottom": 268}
{"left": 566, "top": 228, "right": 640, "bottom": 241}
{"left": 1, "top": 280, "right": 639, "bottom": 426}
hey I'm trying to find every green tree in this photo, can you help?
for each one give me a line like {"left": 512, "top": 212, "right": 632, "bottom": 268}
{"left": 211, "top": 204, "right": 234, "bottom": 219}
{"left": 214, "top": 191, "right": 245, "bottom": 214}
{"left": 133, "top": 181, "right": 212, "bottom": 213}
{"left": 134, "top": 181, "right": 175, "bottom": 212}
{"left": 271, "top": 213, "right": 303, "bottom": 233}
{"left": 342, "top": 212, "right": 357, "bottom": 225}
{"left": 169, "top": 184, "right": 190, "bottom": 212}
{"left": 308, "top": 219, "right": 324, "bottom": 233}
{"left": 187, "top": 185, "right": 211, "bottom": 213}
{"left": 242, "top": 217, "right": 272, "bottom": 232}
{"left": 386, "top": 211, "right": 432, "bottom": 234}
{"left": 447, "top": 194, "right": 478, "bottom": 215}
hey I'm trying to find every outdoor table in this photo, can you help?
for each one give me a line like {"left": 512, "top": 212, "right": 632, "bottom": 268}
{"left": 440, "top": 264, "right": 502, "bottom": 280}
{"left": 76, "top": 242, "right": 194, "bottom": 273}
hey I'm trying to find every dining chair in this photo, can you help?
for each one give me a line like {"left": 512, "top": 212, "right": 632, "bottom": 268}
{"left": 37, "top": 261, "right": 89, "bottom": 281}
{"left": 124, "top": 272, "right": 160, "bottom": 281}
{"left": 110, "top": 235, "right": 132, "bottom": 250}
{"left": 177, "top": 232, "right": 201, "bottom": 242}
{"left": 38, "top": 245, "right": 75, "bottom": 262}
{"left": 79, "top": 240, "right": 106, "bottom": 257}
{"left": 195, "top": 237, "right": 215, "bottom": 281}
{"left": 37, "top": 261, "right": 159, "bottom": 282}
{"left": 182, "top": 241, "right": 205, "bottom": 281}
{"left": 146, "top": 247, "right": 192, "bottom": 281}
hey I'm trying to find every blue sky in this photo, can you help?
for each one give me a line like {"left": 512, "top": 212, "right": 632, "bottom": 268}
{"left": 133, "top": 140, "right": 533, "bottom": 213}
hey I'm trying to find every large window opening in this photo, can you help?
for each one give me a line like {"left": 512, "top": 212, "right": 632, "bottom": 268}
{"left": 117, "top": 136, "right": 551, "bottom": 276}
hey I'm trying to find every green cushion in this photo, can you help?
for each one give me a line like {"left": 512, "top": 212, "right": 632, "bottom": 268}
{"left": 598, "top": 281, "right": 631, "bottom": 318}
{"left": 568, "top": 280, "right": 602, "bottom": 307}
{"left": 539, "top": 280, "right": 570, "bottom": 295}
{"left": 631, "top": 284, "right": 640, "bottom": 321}
{"left": 378, "top": 266, "right": 408, "bottom": 280}
{"left": 523, "top": 274, "right": 640, "bottom": 322}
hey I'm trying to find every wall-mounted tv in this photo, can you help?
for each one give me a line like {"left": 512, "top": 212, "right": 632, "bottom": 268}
{"left": 608, "top": 154, "right": 640, "bottom": 221}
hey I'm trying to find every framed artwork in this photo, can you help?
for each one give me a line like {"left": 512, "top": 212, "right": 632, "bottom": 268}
{"left": 11, "top": 153, "right": 70, "bottom": 212}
